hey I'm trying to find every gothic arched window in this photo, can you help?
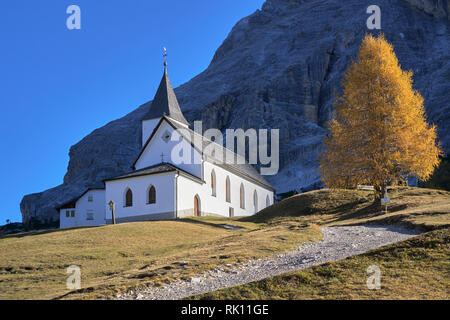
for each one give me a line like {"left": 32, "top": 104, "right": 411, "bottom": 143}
{"left": 253, "top": 190, "right": 258, "bottom": 213}
{"left": 226, "top": 176, "right": 231, "bottom": 203}
{"left": 125, "top": 188, "right": 133, "bottom": 207}
{"left": 211, "top": 170, "right": 216, "bottom": 197}
{"left": 240, "top": 183, "right": 245, "bottom": 209}
{"left": 148, "top": 185, "right": 156, "bottom": 204}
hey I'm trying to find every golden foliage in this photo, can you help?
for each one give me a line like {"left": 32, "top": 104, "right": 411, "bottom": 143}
{"left": 320, "top": 34, "right": 442, "bottom": 199}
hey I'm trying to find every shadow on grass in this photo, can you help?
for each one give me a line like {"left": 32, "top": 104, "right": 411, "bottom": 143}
{"left": 0, "top": 225, "right": 101, "bottom": 239}
{"left": 327, "top": 201, "right": 387, "bottom": 223}
{"left": 241, "top": 197, "right": 370, "bottom": 224}
{"left": 177, "top": 218, "right": 247, "bottom": 230}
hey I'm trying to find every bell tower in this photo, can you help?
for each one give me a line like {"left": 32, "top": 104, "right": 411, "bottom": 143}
{"left": 141, "top": 49, "right": 189, "bottom": 146}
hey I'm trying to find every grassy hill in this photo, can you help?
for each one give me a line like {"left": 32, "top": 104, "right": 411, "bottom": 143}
{"left": 245, "top": 187, "right": 450, "bottom": 230}
{"left": 192, "top": 187, "right": 450, "bottom": 300}
{"left": 0, "top": 217, "right": 320, "bottom": 300}
{"left": 0, "top": 187, "right": 448, "bottom": 299}
{"left": 193, "top": 228, "right": 449, "bottom": 300}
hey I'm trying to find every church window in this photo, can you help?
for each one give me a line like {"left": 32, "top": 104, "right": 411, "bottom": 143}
{"left": 240, "top": 184, "right": 245, "bottom": 209}
{"left": 266, "top": 195, "right": 270, "bottom": 207}
{"left": 71, "top": 210, "right": 75, "bottom": 217}
{"left": 66, "top": 211, "right": 70, "bottom": 218}
{"left": 148, "top": 185, "right": 156, "bottom": 204}
{"left": 88, "top": 194, "right": 93, "bottom": 202}
{"left": 211, "top": 170, "right": 216, "bottom": 197}
{"left": 162, "top": 130, "right": 171, "bottom": 143}
{"left": 86, "top": 210, "right": 94, "bottom": 221}
{"left": 253, "top": 191, "right": 258, "bottom": 213}
{"left": 125, "top": 189, "right": 133, "bottom": 207}
{"left": 226, "top": 176, "right": 231, "bottom": 203}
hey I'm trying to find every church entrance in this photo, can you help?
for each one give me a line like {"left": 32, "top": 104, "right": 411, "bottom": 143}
{"left": 194, "top": 195, "right": 200, "bottom": 217}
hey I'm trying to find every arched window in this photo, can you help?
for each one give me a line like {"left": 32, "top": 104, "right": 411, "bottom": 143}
{"left": 211, "top": 170, "right": 216, "bottom": 197}
{"left": 266, "top": 194, "right": 270, "bottom": 207}
{"left": 240, "top": 183, "right": 245, "bottom": 209}
{"left": 125, "top": 188, "right": 133, "bottom": 207}
{"left": 148, "top": 185, "right": 156, "bottom": 204}
{"left": 226, "top": 176, "right": 231, "bottom": 203}
{"left": 253, "top": 190, "right": 258, "bottom": 213}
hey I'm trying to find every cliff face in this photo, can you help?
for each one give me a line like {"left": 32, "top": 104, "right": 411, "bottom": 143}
{"left": 21, "top": 0, "right": 450, "bottom": 224}
{"left": 405, "top": 0, "right": 449, "bottom": 20}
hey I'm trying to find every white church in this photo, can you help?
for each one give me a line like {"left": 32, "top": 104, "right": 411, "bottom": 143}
{"left": 59, "top": 64, "right": 275, "bottom": 229}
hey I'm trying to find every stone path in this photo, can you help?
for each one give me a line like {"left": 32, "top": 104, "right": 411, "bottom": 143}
{"left": 117, "top": 225, "right": 420, "bottom": 300}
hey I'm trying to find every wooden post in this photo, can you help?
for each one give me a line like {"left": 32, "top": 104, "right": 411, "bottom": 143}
{"left": 381, "top": 187, "right": 389, "bottom": 215}
{"left": 108, "top": 200, "right": 116, "bottom": 225}
{"left": 384, "top": 187, "right": 388, "bottom": 215}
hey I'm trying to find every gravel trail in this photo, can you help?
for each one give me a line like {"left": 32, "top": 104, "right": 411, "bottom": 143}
{"left": 118, "top": 225, "right": 420, "bottom": 300}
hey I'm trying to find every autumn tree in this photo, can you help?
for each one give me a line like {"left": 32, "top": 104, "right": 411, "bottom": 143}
{"left": 320, "top": 34, "right": 442, "bottom": 203}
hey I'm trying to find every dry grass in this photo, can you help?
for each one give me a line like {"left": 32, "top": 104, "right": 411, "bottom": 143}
{"left": 1, "top": 187, "right": 447, "bottom": 300}
{"left": 0, "top": 217, "right": 321, "bottom": 300}
{"left": 191, "top": 187, "right": 450, "bottom": 300}
{"left": 193, "top": 228, "right": 450, "bottom": 300}
{"left": 246, "top": 187, "right": 450, "bottom": 230}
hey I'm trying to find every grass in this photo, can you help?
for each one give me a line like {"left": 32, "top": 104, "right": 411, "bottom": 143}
{"left": 190, "top": 187, "right": 450, "bottom": 300}
{"left": 192, "top": 228, "right": 449, "bottom": 300}
{"left": 246, "top": 187, "right": 450, "bottom": 230}
{"left": 1, "top": 187, "right": 448, "bottom": 299}
{"left": 0, "top": 217, "right": 321, "bottom": 299}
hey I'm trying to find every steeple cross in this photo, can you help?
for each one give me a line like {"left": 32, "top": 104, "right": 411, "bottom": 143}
{"left": 163, "top": 47, "right": 167, "bottom": 67}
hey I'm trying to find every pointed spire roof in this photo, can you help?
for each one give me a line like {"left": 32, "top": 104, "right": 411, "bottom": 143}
{"left": 143, "top": 67, "right": 189, "bottom": 126}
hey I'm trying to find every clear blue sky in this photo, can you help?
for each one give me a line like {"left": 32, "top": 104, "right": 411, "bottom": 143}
{"left": 0, "top": 0, "right": 265, "bottom": 223}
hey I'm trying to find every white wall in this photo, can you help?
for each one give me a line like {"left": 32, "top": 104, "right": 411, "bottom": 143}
{"left": 142, "top": 118, "right": 160, "bottom": 146}
{"left": 59, "top": 189, "right": 106, "bottom": 229}
{"left": 60, "top": 208, "right": 76, "bottom": 229}
{"left": 135, "top": 121, "right": 202, "bottom": 178}
{"left": 176, "top": 160, "right": 274, "bottom": 218}
{"left": 105, "top": 172, "right": 175, "bottom": 221}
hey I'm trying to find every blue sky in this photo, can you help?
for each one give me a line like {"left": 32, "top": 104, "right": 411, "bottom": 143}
{"left": 0, "top": 0, "right": 265, "bottom": 223}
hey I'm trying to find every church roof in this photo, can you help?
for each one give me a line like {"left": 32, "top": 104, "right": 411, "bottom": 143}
{"left": 167, "top": 119, "right": 274, "bottom": 191}
{"left": 133, "top": 116, "right": 275, "bottom": 191}
{"left": 56, "top": 183, "right": 105, "bottom": 210}
{"left": 104, "top": 162, "right": 203, "bottom": 184}
{"left": 142, "top": 67, "right": 189, "bottom": 126}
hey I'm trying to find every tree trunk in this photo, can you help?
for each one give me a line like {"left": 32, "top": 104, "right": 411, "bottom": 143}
{"left": 373, "top": 184, "right": 386, "bottom": 209}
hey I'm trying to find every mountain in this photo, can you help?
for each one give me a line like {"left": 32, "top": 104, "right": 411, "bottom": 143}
{"left": 20, "top": 0, "right": 450, "bottom": 225}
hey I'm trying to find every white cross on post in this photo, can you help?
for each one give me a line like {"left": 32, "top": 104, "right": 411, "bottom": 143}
{"left": 108, "top": 200, "right": 116, "bottom": 225}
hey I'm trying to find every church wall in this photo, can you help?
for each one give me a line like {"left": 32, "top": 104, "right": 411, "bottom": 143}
{"left": 105, "top": 211, "right": 175, "bottom": 224}
{"left": 135, "top": 121, "right": 202, "bottom": 178}
{"left": 60, "top": 189, "right": 106, "bottom": 229}
{"left": 60, "top": 208, "right": 76, "bottom": 229}
{"left": 104, "top": 172, "right": 175, "bottom": 222}
{"left": 176, "top": 161, "right": 274, "bottom": 218}
{"left": 142, "top": 118, "right": 160, "bottom": 146}
{"left": 206, "top": 161, "right": 274, "bottom": 217}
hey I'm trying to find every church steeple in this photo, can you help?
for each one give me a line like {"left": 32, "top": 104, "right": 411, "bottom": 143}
{"left": 141, "top": 52, "right": 189, "bottom": 146}
{"left": 142, "top": 63, "right": 189, "bottom": 126}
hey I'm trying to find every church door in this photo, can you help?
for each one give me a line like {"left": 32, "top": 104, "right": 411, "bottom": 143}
{"left": 194, "top": 195, "right": 200, "bottom": 217}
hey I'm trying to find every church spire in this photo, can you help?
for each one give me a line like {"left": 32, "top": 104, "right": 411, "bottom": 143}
{"left": 142, "top": 51, "right": 189, "bottom": 126}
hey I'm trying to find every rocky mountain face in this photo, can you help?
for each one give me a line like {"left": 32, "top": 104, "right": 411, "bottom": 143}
{"left": 21, "top": 0, "right": 449, "bottom": 225}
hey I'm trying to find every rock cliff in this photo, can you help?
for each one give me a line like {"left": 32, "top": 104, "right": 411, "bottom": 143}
{"left": 21, "top": 0, "right": 450, "bottom": 224}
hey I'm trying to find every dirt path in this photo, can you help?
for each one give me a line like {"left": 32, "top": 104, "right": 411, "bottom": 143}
{"left": 118, "top": 225, "right": 420, "bottom": 300}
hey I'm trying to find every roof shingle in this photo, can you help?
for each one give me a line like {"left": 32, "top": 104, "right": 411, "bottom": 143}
{"left": 142, "top": 68, "right": 189, "bottom": 126}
